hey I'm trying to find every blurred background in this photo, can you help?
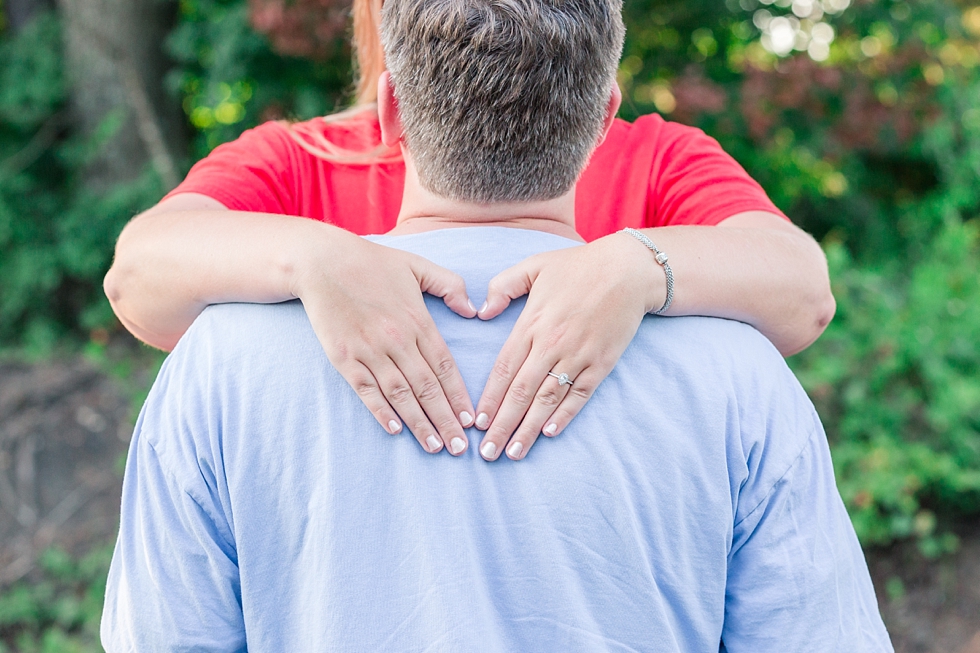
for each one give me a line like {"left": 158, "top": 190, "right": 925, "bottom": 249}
{"left": 0, "top": 0, "right": 979, "bottom": 650}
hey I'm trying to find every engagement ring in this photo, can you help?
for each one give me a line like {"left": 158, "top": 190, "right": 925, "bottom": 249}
{"left": 548, "top": 372, "right": 574, "bottom": 386}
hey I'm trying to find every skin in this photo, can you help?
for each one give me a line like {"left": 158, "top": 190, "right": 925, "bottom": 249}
{"left": 104, "top": 79, "right": 835, "bottom": 462}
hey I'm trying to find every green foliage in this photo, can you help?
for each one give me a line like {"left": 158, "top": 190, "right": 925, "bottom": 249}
{"left": 0, "top": 548, "right": 110, "bottom": 652}
{"left": 792, "top": 220, "right": 980, "bottom": 554}
{"left": 0, "top": 14, "right": 163, "bottom": 352}
{"left": 619, "top": 0, "right": 978, "bottom": 262}
{"left": 786, "top": 71, "right": 980, "bottom": 552}
{"left": 167, "top": 0, "right": 352, "bottom": 157}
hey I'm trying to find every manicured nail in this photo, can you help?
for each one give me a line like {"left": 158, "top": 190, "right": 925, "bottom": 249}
{"left": 388, "top": 420, "right": 401, "bottom": 434}
{"left": 543, "top": 423, "right": 558, "bottom": 436}
{"left": 460, "top": 411, "right": 473, "bottom": 426}
{"left": 479, "top": 301, "right": 488, "bottom": 314}
{"left": 468, "top": 300, "right": 477, "bottom": 313}
{"left": 426, "top": 435, "right": 442, "bottom": 452}
{"left": 507, "top": 441, "right": 524, "bottom": 459}
{"left": 476, "top": 413, "right": 490, "bottom": 429}
{"left": 481, "top": 441, "right": 497, "bottom": 459}
{"left": 450, "top": 437, "right": 466, "bottom": 454}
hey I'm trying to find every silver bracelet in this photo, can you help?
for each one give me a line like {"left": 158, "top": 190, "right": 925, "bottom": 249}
{"left": 622, "top": 228, "right": 673, "bottom": 315}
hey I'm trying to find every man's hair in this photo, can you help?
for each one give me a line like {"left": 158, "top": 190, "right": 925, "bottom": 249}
{"left": 380, "top": 0, "right": 625, "bottom": 203}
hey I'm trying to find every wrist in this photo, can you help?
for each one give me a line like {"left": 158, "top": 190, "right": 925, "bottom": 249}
{"left": 614, "top": 230, "right": 670, "bottom": 314}
{"left": 286, "top": 221, "right": 356, "bottom": 300}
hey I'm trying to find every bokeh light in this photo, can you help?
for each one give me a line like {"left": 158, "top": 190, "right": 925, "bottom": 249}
{"left": 754, "top": 0, "right": 850, "bottom": 60}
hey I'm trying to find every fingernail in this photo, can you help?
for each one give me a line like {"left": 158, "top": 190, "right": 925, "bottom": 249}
{"left": 468, "top": 300, "right": 477, "bottom": 313}
{"left": 479, "top": 301, "right": 488, "bottom": 314}
{"left": 388, "top": 420, "right": 401, "bottom": 434}
{"left": 543, "top": 423, "right": 558, "bottom": 436}
{"left": 481, "top": 441, "right": 497, "bottom": 459}
{"left": 450, "top": 437, "right": 466, "bottom": 454}
{"left": 507, "top": 441, "right": 524, "bottom": 459}
{"left": 475, "top": 413, "right": 490, "bottom": 429}
{"left": 426, "top": 435, "right": 442, "bottom": 452}
{"left": 460, "top": 411, "right": 473, "bottom": 426}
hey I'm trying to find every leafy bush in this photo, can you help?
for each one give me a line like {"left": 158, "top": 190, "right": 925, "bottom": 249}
{"left": 792, "top": 221, "right": 980, "bottom": 554}
{"left": 166, "top": 0, "right": 351, "bottom": 157}
{"left": 0, "top": 15, "right": 163, "bottom": 352}
{"left": 0, "top": 548, "right": 110, "bottom": 653}
{"left": 785, "top": 67, "right": 980, "bottom": 552}
{"left": 0, "top": 3, "right": 353, "bottom": 352}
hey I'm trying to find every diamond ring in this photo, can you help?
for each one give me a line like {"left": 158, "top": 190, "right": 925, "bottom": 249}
{"left": 547, "top": 372, "right": 574, "bottom": 386}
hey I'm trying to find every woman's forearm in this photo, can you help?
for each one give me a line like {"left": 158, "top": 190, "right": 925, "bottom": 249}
{"left": 637, "top": 212, "right": 835, "bottom": 356}
{"left": 104, "top": 195, "right": 346, "bottom": 351}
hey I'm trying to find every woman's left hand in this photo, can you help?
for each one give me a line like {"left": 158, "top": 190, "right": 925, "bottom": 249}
{"left": 473, "top": 232, "right": 663, "bottom": 461}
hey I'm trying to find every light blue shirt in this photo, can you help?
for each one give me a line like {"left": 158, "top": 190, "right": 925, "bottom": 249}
{"left": 102, "top": 227, "right": 892, "bottom": 652}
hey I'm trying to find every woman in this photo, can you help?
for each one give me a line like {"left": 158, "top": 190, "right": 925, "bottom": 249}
{"left": 104, "top": 0, "right": 835, "bottom": 460}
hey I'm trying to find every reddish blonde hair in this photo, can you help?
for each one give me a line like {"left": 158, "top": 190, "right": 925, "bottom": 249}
{"left": 284, "top": 0, "right": 400, "bottom": 163}
{"left": 352, "top": 0, "right": 385, "bottom": 105}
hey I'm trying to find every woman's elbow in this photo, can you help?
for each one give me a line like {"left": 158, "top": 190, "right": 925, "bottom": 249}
{"left": 814, "top": 285, "right": 836, "bottom": 333}
{"left": 778, "top": 279, "right": 836, "bottom": 357}
{"left": 103, "top": 225, "right": 139, "bottom": 314}
{"left": 103, "top": 261, "right": 124, "bottom": 309}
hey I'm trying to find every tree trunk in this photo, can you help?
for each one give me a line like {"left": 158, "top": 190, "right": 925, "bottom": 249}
{"left": 55, "top": 0, "right": 185, "bottom": 192}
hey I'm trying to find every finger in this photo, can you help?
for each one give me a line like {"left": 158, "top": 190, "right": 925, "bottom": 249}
{"left": 478, "top": 258, "right": 539, "bottom": 320}
{"left": 504, "top": 360, "right": 587, "bottom": 461}
{"left": 374, "top": 356, "right": 445, "bottom": 454}
{"left": 538, "top": 366, "right": 603, "bottom": 439}
{"left": 342, "top": 360, "right": 405, "bottom": 435}
{"left": 473, "top": 328, "right": 534, "bottom": 432}
{"left": 391, "top": 348, "right": 469, "bottom": 456}
{"left": 410, "top": 256, "right": 478, "bottom": 318}
{"left": 478, "top": 346, "right": 559, "bottom": 461}
{"left": 416, "top": 325, "right": 476, "bottom": 431}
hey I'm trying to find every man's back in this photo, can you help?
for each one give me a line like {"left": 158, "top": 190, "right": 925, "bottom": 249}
{"left": 102, "top": 228, "right": 890, "bottom": 652}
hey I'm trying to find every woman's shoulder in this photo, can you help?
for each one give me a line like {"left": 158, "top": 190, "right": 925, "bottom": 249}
{"left": 599, "top": 113, "right": 711, "bottom": 154}
{"left": 287, "top": 110, "right": 385, "bottom": 154}
{"left": 205, "top": 109, "right": 389, "bottom": 168}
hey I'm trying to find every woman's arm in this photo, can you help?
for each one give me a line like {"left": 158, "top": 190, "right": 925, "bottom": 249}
{"left": 472, "top": 212, "right": 835, "bottom": 460}
{"left": 105, "top": 193, "right": 478, "bottom": 456}
{"left": 648, "top": 210, "right": 835, "bottom": 355}
{"left": 105, "top": 193, "right": 317, "bottom": 350}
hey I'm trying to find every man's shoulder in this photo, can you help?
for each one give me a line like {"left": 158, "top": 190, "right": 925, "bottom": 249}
{"left": 138, "top": 301, "right": 323, "bottom": 476}
{"left": 181, "top": 301, "right": 314, "bottom": 353}
{"left": 633, "top": 315, "right": 786, "bottom": 376}
{"left": 632, "top": 316, "right": 822, "bottom": 494}
{"left": 159, "top": 301, "right": 325, "bottom": 408}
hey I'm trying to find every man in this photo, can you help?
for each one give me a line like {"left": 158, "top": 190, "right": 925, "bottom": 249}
{"left": 101, "top": 0, "right": 892, "bottom": 650}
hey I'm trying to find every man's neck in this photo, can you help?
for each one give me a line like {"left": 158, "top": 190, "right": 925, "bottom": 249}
{"left": 387, "top": 155, "right": 584, "bottom": 242}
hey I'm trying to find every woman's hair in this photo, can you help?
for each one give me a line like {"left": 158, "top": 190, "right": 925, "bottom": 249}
{"left": 282, "top": 0, "right": 397, "bottom": 164}
{"left": 352, "top": 0, "right": 385, "bottom": 106}
{"left": 381, "top": 0, "right": 625, "bottom": 202}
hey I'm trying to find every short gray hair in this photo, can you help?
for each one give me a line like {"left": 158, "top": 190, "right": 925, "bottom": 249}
{"left": 380, "top": 0, "right": 625, "bottom": 203}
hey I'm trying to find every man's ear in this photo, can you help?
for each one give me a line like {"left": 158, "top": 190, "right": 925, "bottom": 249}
{"left": 377, "top": 71, "right": 404, "bottom": 148}
{"left": 598, "top": 84, "right": 623, "bottom": 145}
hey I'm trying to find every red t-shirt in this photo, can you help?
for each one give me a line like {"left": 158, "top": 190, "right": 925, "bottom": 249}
{"left": 167, "top": 111, "right": 784, "bottom": 241}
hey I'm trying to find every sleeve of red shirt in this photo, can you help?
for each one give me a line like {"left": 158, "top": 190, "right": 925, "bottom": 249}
{"left": 164, "top": 122, "right": 301, "bottom": 217}
{"left": 644, "top": 116, "right": 788, "bottom": 227}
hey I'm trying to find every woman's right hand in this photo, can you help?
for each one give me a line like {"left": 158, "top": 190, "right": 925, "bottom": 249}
{"left": 105, "top": 194, "right": 476, "bottom": 456}
{"left": 292, "top": 232, "right": 478, "bottom": 455}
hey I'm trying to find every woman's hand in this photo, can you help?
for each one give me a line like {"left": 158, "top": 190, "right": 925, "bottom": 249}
{"left": 107, "top": 195, "right": 479, "bottom": 456}
{"left": 293, "top": 234, "right": 479, "bottom": 456}
{"left": 472, "top": 233, "right": 661, "bottom": 461}
{"left": 470, "top": 215, "right": 836, "bottom": 462}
